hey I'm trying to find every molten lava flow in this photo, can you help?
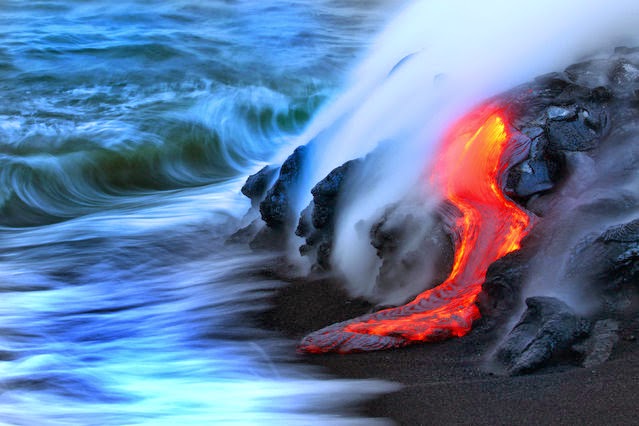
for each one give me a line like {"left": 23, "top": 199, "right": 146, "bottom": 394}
{"left": 298, "top": 106, "right": 532, "bottom": 354}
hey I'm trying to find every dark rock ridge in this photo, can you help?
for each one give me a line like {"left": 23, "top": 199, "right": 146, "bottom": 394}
{"left": 296, "top": 159, "right": 361, "bottom": 271}
{"left": 565, "top": 218, "right": 639, "bottom": 315}
{"left": 239, "top": 144, "right": 314, "bottom": 249}
{"left": 477, "top": 250, "right": 531, "bottom": 329}
{"left": 259, "top": 145, "right": 310, "bottom": 230}
{"left": 573, "top": 319, "right": 620, "bottom": 368}
{"left": 239, "top": 47, "right": 639, "bottom": 374}
{"left": 495, "top": 301, "right": 621, "bottom": 375}
{"left": 227, "top": 165, "right": 280, "bottom": 245}
{"left": 494, "top": 297, "right": 590, "bottom": 375}
{"left": 370, "top": 201, "right": 454, "bottom": 303}
{"left": 484, "top": 47, "right": 639, "bottom": 373}
{"left": 241, "top": 165, "right": 279, "bottom": 209}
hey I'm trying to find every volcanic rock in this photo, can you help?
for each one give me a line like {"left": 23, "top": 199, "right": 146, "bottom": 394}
{"left": 241, "top": 165, "right": 279, "bottom": 208}
{"left": 573, "top": 319, "right": 620, "bottom": 368}
{"left": 501, "top": 48, "right": 639, "bottom": 207}
{"left": 370, "top": 201, "right": 454, "bottom": 303}
{"left": 505, "top": 121, "right": 562, "bottom": 203}
{"left": 241, "top": 47, "right": 639, "bottom": 372}
{"left": 246, "top": 144, "right": 314, "bottom": 249}
{"left": 600, "top": 218, "right": 639, "bottom": 242}
{"left": 508, "top": 158, "right": 555, "bottom": 199}
{"left": 565, "top": 218, "right": 639, "bottom": 314}
{"left": 495, "top": 297, "right": 590, "bottom": 375}
{"left": 546, "top": 111, "right": 601, "bottom": 152}
{"left": 259, "top": 145, "right": 309, "bottom": 230}
{"left": 564, "top": 59, "right": 611, "bottom": 89}
{"left": 228, "top": 165, "right": 282, "bottom": 246}
{"left": 296, "top": 159, "right": 361, "bottom": 271}
{"left": 227, "top": 165, "right": 280, "bottom": 245}
{"left": 477, "top": 250, "right": 530, "bottom": 328}
{"left": 546, "top": 105, "right": 577, "bottom": 121}
{"left": 609, "top": 58, "right": 639, "bottom": 86}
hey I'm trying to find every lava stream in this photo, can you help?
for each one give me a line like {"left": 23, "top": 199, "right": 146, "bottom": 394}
{"left": 299, "top": 106, "right": 532, "bottom": 354}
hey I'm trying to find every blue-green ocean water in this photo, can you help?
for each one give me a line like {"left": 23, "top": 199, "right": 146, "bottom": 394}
{"left": 0, "top": 1, "right": 403, "bottom": 424}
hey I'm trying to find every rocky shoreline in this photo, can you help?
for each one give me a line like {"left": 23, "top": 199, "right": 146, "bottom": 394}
{"left": 241, "top": 46, "right": 639, "bottom": 379}
{"left": 258, "top": 272, "right": 639, "bottom": 424}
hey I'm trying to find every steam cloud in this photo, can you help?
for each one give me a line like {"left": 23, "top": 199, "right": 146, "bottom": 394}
{"left": 280, "top": 0, "right": 639, "bottom": 304}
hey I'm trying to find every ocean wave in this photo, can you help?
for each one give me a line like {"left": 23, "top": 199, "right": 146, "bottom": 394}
{"left": 0, "top": 82, "right": 323, "bottom": 226}
{"left": 0, "top": 0, "right": 407, "bottom": 423}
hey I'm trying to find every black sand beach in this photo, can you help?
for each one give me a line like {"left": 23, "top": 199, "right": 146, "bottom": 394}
{"left": 261, "top": 277, "right": 639, "bottom": 425}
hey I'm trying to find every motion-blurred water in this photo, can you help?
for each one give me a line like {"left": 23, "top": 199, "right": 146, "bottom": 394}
{"left": 0, "top": 1, "right": 402, "bottom": 424}
{"left": 6, "top": 0, "right": 638, "bottom": 423}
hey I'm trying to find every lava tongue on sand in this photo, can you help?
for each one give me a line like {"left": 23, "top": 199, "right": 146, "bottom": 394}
{"left": 299, "top": 106, "right": 532, "bottom": 354}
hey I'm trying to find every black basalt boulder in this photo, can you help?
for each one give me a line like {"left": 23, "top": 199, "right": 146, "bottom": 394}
{"left": 565, "top": 218, "right": 639, "bottom": 314}
{"left": 245, "top": 144, "right": 313, "bottom": 249}
{"left": 260, "top": 145, "right": 310, "bottom": 230}
{"left": 546, "top": 109, "right": 602, "bottom": 152}
{"left": 494, "top": 296, "right": 590, "bottom": 375}
{"left": 296, "top": 159, "right": 361, "bottom": 271}
{"left": 477, "top": 250, "right": 530, "bottom": 329}
{"left": 370, "top": 201, "right": 454, "bottom": 303}
{"left": 241, "top": 165, "right": 279, "bottom": 208}
{"left": 573, "top": 319, "right": 620, "bottom": 368}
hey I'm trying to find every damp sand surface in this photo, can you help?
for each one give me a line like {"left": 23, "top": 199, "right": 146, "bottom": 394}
{"left": 261, "top": 277, "right": 639, "bottom": 425}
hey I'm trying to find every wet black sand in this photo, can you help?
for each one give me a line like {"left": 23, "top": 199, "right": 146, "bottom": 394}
{"left": 260, "top": 277, "right": 639, "bottom": 425}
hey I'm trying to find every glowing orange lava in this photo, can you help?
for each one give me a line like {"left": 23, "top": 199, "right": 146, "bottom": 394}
{"left": 298, "top": 106, "right": 532, "bottom": 354}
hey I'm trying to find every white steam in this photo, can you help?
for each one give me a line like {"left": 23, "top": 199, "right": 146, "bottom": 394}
{"left": 522, "top": 137, "right": 639, "bottom": 315}
{"left": 288, "top": 0, "right": 639, "bottom": 302}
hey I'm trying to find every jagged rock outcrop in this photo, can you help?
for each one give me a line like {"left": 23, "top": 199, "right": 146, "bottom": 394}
{"left": 370, "top": 201, "right": 454, "bottom": 303}
{"left": 573, "top": 319, "right": 620, "bottom": 368}
{"left": 239, "top": 47, "right": 639, "bottom": 373}
{"left": 247, "top": 144, "right": 313, "bottom": 249}
{"left": 296, "top": 159, "right": 361, "bottom": 271}
{"left": 565, "top": 218, "right": 639, "bottom": 314}
{"left": 477, "top": 250, "right": 531, "bottom": 328}
{"left": 487, "top": 47, "right": 639, "bottom": 373}
{"left": 227, "top": 165, "right": 280, "bottom": 245}
{"left": 500, "top": 48, "right": 639, "bottom": 215}
{"left": 241, "top": 165, "right": 279, "bottom": 208}
{"left": 494, "top": 297, "right": 590, "bottom": 375}
{"left": 259, "top": 145, "right": 310, "bottom": 230}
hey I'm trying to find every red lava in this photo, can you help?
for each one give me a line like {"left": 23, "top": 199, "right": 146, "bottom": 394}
{"left": 299, "top": 106, "right": 532, "bottom": 354}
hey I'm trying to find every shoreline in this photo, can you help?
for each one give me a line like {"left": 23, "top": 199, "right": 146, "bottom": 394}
{"left": 259, "top": 275, "right": 639, "bottom": 424}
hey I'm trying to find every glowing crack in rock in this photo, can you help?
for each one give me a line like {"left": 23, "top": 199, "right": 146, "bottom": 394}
{"left": 299, "top": 106, "right": 532, "bottom": 353}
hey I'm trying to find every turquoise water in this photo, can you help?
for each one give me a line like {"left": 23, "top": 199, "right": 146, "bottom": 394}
{"left": 0, "top": 1, "right": 402, "bottom": 424}
{"left": 0, "top": 0, "right": 400, "bottom": 226}
{"left": 5, "top": 0, "right": 636, "bottom": 423}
